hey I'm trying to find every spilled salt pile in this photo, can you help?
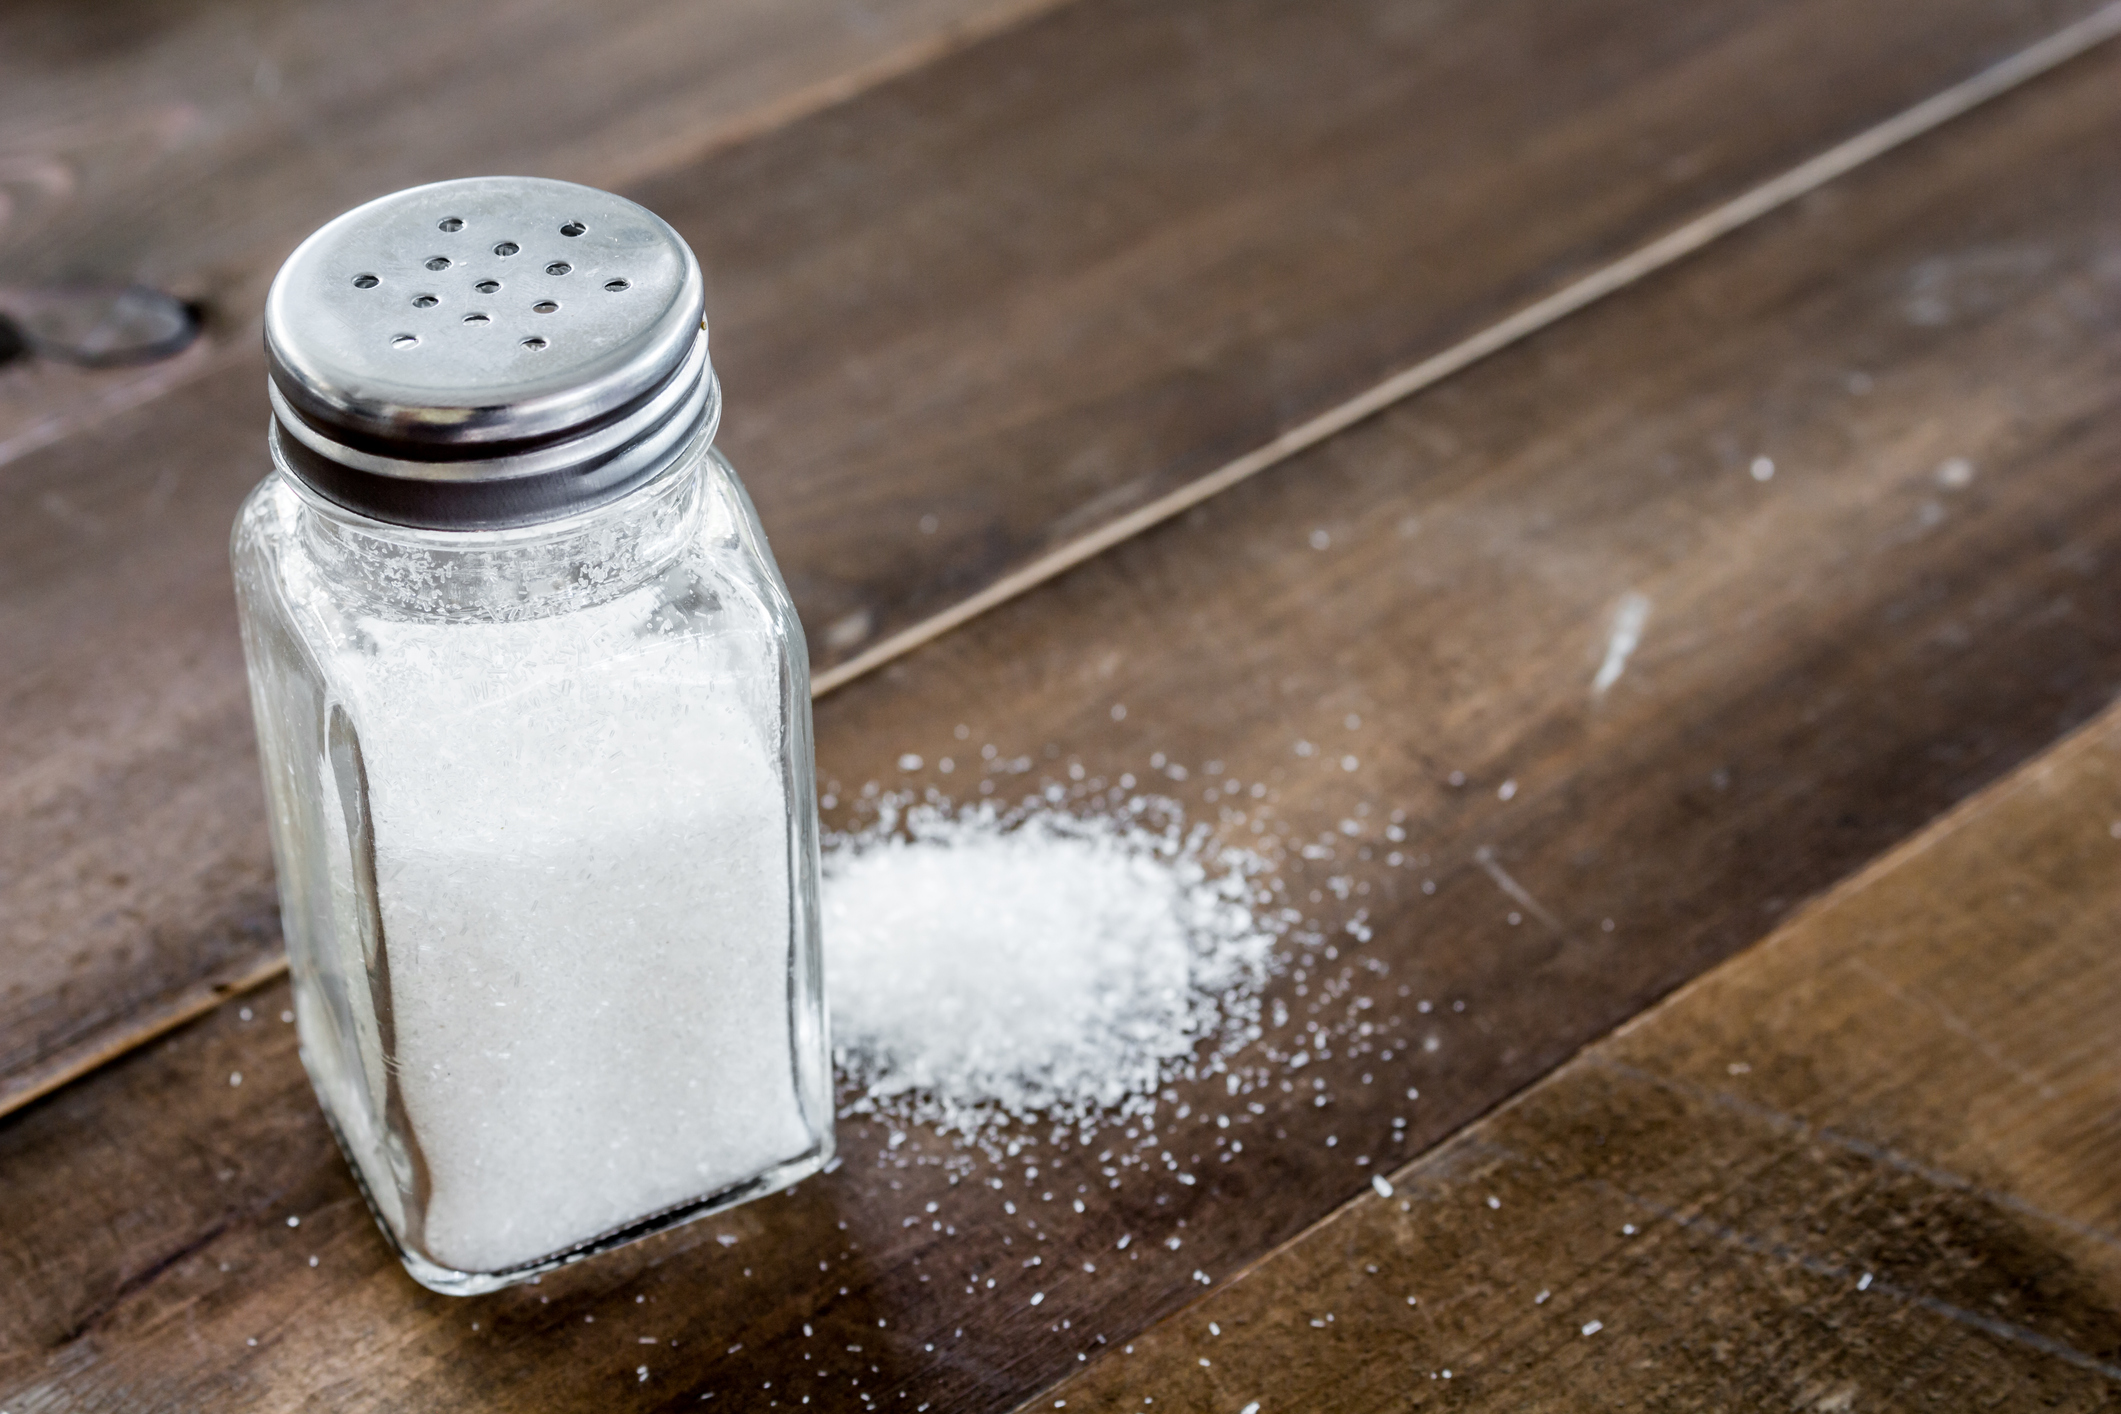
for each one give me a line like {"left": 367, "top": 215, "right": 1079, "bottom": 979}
{"left": 823, "top": 796, "right": 1278, "bottom": 1139}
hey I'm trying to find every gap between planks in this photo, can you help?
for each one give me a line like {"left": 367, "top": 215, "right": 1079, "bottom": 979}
{"left": 811, "top": 0, "right": 2121, "bottom": 694}
{"left": 1006, "top": 675, "right": 2121, "bottom": 1412}
{"left": 8, "top": 2, "right": 2119, "bottom": 1120}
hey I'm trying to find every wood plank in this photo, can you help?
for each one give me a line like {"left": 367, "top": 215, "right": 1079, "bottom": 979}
{"left": 5, "top": 33, "right": 2121, "bottom": 1411}
{"left": 1, "top": 0, "right": 2108, "bottom": 1120}
{"left": 1032, "top": 699, "right": 2121, "bottom": 1411}
{"left": 0, "top": 0, "right": 1058, "bottom": 1115}
{"left": 680, "top": 0, "right": 2112, "bottom": 671}
{"left": 0, "top": 0, "right": 1064, "bottom": 465}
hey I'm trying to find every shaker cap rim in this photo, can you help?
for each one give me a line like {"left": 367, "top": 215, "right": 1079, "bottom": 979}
{"left": 263, "top": 176, "right": 712, "bottom": 529}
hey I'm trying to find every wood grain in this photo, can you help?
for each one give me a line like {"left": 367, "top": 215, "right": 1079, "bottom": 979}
{"left": 0, "top": 0, "right": 1064, "bottom": 1118}
{"left": 804, "top": 0, "right": 2121, "bottom": 695}
{"left": 0, "top": 0, "right": 1065, "bottom": 465}
{"left": 685, "top": 0, "right": 2110, "bottom": 672}
{"left": 1034, "top": 699, "right": 2121, "bottom": 1411}
{"left": 1, "top": 0, "right": 2108, "bottom": 1119}
{"left": 5, "top": 34, "right": 2120, "bottom": 1411}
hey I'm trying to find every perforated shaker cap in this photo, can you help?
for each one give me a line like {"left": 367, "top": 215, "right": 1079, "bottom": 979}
{"left": 264, "top": 176, "right": 714, "bottom": 530}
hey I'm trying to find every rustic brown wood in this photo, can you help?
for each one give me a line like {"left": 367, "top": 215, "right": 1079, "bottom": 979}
{"left": 1035, "top": 702, "right": 2121, "bottom": 1411}
{"left": 1, "top": 0, "right": 2106, "bottom": 1121}
{"left": 4, "top": 35, "right": 2119, "bottom": 1411}
{"left": 0, "top": 0, "right": 1065, "bottom": 464}
{"left": 0, "top": 0, "right": 1064, "bottom": 1119}
{"left": 681, "top": 0, "right": 2111, "bottom": 673}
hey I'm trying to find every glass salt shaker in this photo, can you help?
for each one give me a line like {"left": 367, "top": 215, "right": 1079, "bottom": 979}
{"left": 231, "top": 177, "right": 832, "bottom": 1294}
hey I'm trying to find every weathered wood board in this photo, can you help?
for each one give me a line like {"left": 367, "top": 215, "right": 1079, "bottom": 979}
{"left": 1037, "top": 697, "right": 2121, "bottom": 1411}
{"left": 1, "top": 0, "right": 2106, "bottom": 1119}
{"left": 3, "top": 30, "right": 2118, "bottom": 1412}
{"left": 0, "top": 0, "right": 1058, "bottom": 462}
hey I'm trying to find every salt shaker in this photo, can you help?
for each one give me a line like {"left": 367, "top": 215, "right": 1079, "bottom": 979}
{"left": 231, "top": 177, "right": 832, "bottom": 1294}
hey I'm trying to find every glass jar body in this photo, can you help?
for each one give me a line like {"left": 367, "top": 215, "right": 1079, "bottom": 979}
{"left": 231, "top": 430, "right": 831, "bottom": 1294}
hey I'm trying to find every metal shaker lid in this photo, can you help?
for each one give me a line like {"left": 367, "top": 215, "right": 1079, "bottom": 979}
{"left": 264, "top": 176, "right": 715, "bottom": 530}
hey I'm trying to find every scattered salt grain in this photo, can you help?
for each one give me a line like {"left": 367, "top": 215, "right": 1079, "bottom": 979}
{"left": 1371, "top": 1175, "right": 1394, "bottom": 1198}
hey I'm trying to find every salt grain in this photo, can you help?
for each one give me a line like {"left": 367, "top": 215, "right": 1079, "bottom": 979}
{"left": 824, "top": 797, "right": 1275, "bottom": 1139}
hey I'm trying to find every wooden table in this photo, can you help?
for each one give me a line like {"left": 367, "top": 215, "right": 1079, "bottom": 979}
{"left": 4, "top": 0, "right": 2118, "bottom": 1407}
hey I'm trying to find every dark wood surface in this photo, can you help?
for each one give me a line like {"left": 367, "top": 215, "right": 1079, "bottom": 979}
{"left": 1040, "top": 698, "right": 2121, "bottom": 1411}
{"left": 4, "top": 29, "right": 2118, "bottom": 1410}
{"left": 0, "top": 0, "right": 2105, "bottom": 1121}
{"left": 0, "top": 0, "right": 1053, "bottom": 460}
{"left": 0, "top": 0, "right": 1049, "bottom": 1114}
{"left": 642, "top": 0, "right": 2107, "bottom": 670}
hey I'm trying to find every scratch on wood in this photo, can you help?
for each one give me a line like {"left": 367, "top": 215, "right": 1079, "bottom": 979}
{"left": 1594, "top": 1057, "right": 2118, "bottom": 1252}
{"left": 1848, "top": 957, "right": 2061, "bottom": 1100}
{"left": 1473, "top": 846, "right": 1565, "bottom": 933}
{"left": 1591, "top": 592, "right": 1651, "bottom": 697}
{"left": 1595, "top": 1177, "right": 2121, "bottom": 1381}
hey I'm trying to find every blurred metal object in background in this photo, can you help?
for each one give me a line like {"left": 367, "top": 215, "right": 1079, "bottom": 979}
{"left": 0, "top": 284, "right": 198, "bottom": 367}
